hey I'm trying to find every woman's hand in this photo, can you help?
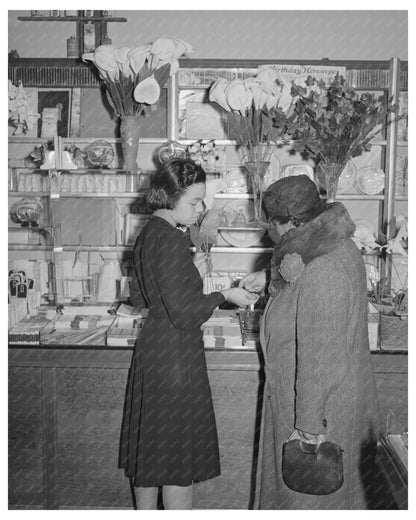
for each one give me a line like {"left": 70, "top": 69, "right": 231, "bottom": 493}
{"left": 221, "top": 287, "right": 259, "bottom": 307}
{"left": 238, "top": 271, "right": 267, "bottom": 293}
{"left": 288, "top": 429, "right": 326, "bottom": 453}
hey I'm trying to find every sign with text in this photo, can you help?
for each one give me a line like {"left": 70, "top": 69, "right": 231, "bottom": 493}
{"left": 259, "top": 64, "right": 346, "bottom": 86}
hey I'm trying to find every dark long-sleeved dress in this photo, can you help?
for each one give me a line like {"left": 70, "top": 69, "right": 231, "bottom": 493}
{"left": 119, "top": 215, "right": 224, "bottom": 487}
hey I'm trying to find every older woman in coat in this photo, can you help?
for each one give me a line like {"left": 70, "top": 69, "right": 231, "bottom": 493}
{"left": 240, "top": 175, "right": 381, "bottom": 509}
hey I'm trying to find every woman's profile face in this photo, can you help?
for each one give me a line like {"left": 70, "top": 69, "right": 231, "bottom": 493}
{"left": 171, "top": 182, "right": 206, "bottom": 226}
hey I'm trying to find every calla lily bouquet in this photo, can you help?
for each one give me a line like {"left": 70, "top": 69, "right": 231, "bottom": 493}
{"left": 209, "top": 69, "right": 297, "bottom": 157}
{"left": 8, "top": 80, "right": 40, "bottom": 135}
{"left": 83, "top": 38, "right": 193, "bottom": 118}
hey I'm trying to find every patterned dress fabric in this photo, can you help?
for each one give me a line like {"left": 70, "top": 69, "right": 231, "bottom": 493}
{"left": 119, "top": 215, "right": 224, "bottom": 487}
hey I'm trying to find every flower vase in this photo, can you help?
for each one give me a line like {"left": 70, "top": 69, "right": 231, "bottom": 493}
{"left": 243, "top": 156, "right": 270, "bottom": 225}
{"left": 120, "top": 116, "right": 141, "bottom": 170}
{"left": 318, "top": 162, "right": 346, "bottom": 203}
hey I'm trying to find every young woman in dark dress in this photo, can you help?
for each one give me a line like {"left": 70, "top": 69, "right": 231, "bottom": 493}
{"left": 119, "top": 158, "right": 257, "bottom": 509}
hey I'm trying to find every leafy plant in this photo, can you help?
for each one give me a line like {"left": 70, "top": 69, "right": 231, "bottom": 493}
{"left": 283, "top": 75, "right": 398, "bottom": 168}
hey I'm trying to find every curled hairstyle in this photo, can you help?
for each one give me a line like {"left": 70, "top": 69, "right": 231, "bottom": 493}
{"left": 146, "top": 158, "right": 206, "bottom": 211}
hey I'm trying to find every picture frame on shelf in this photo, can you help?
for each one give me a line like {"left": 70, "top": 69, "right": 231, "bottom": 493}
{"left": 37, "top": 88, "right": 72, "bottom": 138}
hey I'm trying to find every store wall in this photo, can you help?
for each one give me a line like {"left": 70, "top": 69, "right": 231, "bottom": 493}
{"left": 9, "top": 10, "right": 408, "bottom": 60}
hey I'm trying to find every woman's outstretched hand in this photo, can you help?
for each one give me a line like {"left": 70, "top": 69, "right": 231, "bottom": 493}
{"left": 238, "top": 271, "right": 267, "bottom": 293}
{"left": 221, "top": 287, "right": 259, "bottom": 308}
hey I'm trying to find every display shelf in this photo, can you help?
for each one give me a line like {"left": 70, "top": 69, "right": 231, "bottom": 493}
{"left": 18, "top": 16, "right": 127, "bottom": 22}
{"left": 51, "top": 245, "right": 133, "bottom": 252}
{"left": 8, "top": 136, "right": 168, "bottom": 145}
{"left": 190, "top": 246, "right": 273, "bottom": 253}
{"left": 9, "top": 244, "right": 53, "bottom": 251}
{"left": 214, "top": 193, "right": 387, "bottom": 201}
{"left": 9, "top": 191, "right": 50, "bottom": 197}
{"left": 49, "top": 192, "right": 142, "bottom": 199}
{"left": 218, "top": 226, "right": 271, "bottom": 231}
{"left": 215, "top": 193, "right": 253, "bottom": 199}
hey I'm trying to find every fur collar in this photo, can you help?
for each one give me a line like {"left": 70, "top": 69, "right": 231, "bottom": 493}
{"left": 269, "top": 202, "right": 356, "bottom": 295}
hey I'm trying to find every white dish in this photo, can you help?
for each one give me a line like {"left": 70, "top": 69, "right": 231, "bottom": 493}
{"left": 355, "top": 167, "right": 385, "bottom": 195}
{"left": 281, "top": 164, "right": 315, "bottom": 182}
{"left": 219, "top": 200, "right": 265, "bottom": 247}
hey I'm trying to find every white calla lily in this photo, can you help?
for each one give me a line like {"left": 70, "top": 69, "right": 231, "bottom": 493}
{"left": 246, "top": 78, "right": 273, "bottom": 110}
{"left": 226, "top": 79, "right": 252, "bottom": 114}
{"left": 115, "top": 47, "right": 133, "bottom": 78}
{"left": 93, "top": 45, "right": 118, "bottom": 73}
{"left": 173, "top": 39, "right": 194, "bottom": 60}
{"left": 209, "top": 78, "right": 231, "bottom": 111}
{"left": 277, "top": 84, "right": 294, "bottom": 113}
{"left": 169, "top": 60, "right": 180, "bottom": 76}
{"left": 151, "top": 38, "right": 176, "bottom": 61}
{"left": 256, "top": 68, "right": 281, "bottom": 86}
{"left": 128, "top": 45, "right": 151, "bottom": 74}
{"left": 133, "top": 75, "right": 161, "bottom": 104}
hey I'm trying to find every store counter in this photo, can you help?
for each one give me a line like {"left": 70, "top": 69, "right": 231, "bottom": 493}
{"left": 8, "top": 345, "right": 407, "bottom": 509}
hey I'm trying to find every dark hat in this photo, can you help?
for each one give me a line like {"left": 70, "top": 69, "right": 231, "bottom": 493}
{"left": 263, "top": 174, "right": 321, "bottom": 219}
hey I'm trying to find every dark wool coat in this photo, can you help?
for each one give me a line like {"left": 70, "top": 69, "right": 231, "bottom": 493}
{"left": 254, "top": 203, "right": 381, "bottom": 509}
{"left": 119, "top": 215, "right": 224, "bottom": 487}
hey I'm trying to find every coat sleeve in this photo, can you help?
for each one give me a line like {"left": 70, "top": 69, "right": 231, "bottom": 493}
{"left": 151, "top": 232, "right": 225, "bottom": 330}
{"left": 294, "top": 258, "right": 351, "bottom": 435}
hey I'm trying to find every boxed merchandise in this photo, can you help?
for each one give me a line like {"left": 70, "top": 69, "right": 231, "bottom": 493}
{"left": 41, "top": 313, "right": 116, "bottom": 346}
{"left": 106, "top": 316, "right": 144, "bottom": 346}
{"left": 201, "top": 309, "right": 243, "bottom": 349}
{"left": 8, "top": 313, "right": 51, "bottom": 345}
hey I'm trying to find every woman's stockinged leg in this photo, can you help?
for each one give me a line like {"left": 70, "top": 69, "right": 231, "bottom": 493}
{"left": 162, "top": 484, "right": 193, "bottom": 510}
{"left": 135, "top": 486, "right": 158, "bottom": 509}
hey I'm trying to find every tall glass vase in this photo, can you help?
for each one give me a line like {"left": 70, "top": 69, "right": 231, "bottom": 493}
{"left": 243, "top": 155, "right": 270, "bottom": 225}
{"left": 317, "top": 161, "right": 346, "bottom": 203}
{"left": 120, "top": 116, "right": 141, "bottom": 170}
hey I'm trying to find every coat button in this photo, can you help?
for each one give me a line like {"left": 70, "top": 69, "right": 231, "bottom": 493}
{"left": 322, "top": 418, "right": 327, "bottom": 427}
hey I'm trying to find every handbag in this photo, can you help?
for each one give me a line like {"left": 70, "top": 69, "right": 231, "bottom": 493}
{"left": 282, "top": 439, "right": 344, "bottom": 495}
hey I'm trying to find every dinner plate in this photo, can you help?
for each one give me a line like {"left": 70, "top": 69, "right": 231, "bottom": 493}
{"left": 219, "top": 200, "right": 265, "bottom": 247}
{"left": 355, "top": 166, "right": 385, "bottom": 195}
{"left": 281, "top": 164, "right": 315, "bottom": 181}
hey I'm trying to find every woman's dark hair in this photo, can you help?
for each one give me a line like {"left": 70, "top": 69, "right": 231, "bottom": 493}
{"left": 272, "top": 203, "right": 325, "bottom": 227}
{"left": 146, "top": 158, "right": 206, "bottom": 210}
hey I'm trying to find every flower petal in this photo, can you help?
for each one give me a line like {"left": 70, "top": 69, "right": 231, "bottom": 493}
{"left": 209, "top": 78, "right": 231, "bottom": 111}
{"left": 226, "top": 79, "right": 252, "bottom": 113}
{"left": 151, "top": 38, "right": 176, "bottom": 61}
{"left": 133, "top": 75, "right": 161, "bottom": 104}
{"left": 128, "top": 44, "right": 151, "bottom": 73}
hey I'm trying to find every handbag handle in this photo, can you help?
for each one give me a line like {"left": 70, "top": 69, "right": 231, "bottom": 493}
{"left": 300, "top": 441, "right": 319, "bottom": 454}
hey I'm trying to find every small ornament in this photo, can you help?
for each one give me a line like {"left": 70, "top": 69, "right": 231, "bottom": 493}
{"left": 86, "top": 140, "right": 115, "bottom": 168}
{"left": 158, "top": 140, "right": 187, "bottom": 163}
{"left": 279, "top": 253, "right": 305, "bottom": 285}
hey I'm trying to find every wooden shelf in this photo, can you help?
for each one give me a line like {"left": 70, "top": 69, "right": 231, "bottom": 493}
{"left": 190, "top": 246, "right": 273, "bottom": 253}
{"left": 18, "top": 16, "right": 127, "bottom": 22}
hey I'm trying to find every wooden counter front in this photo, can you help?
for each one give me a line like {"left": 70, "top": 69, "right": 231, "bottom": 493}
{"left": 8, "top": 347, "right": 407, "bottom": 509}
